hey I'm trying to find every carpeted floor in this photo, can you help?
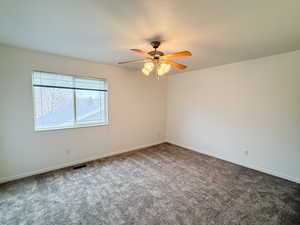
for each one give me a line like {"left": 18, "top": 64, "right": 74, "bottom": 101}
{"left": 0, "top": 143, "right": 299, "bottom": 225}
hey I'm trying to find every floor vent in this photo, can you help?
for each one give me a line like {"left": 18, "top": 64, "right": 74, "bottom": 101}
{"left": 73, "top": 164, "right": 87, "bottom": 170}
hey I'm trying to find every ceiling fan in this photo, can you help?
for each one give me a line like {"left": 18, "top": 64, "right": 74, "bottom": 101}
{"left": 118, "top": 41, "right": 192, "bottom": 78}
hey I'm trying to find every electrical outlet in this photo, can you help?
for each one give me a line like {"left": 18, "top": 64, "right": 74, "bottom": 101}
{"left": 244, "top": 150, "right": 248, "bottom": 156}
{"left": 66, "top": 149, "right": 71, "bottom": 155}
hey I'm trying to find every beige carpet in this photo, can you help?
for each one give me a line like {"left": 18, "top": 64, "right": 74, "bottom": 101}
{"left": 0, "top": 143, "right": 299, "bottom": 225}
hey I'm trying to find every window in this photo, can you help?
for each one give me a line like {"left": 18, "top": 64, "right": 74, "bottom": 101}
{"left": 32, "top": 71, "right": 108, "bottom": 130}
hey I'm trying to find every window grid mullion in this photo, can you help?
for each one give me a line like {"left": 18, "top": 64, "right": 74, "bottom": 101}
{"left": 73, "top": 86, "right": 77, "bottom": 126}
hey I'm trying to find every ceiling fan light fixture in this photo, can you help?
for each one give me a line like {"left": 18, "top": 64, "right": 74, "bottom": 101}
{"left": 142, "top": 62, "right": 154, "bottom": 76}
{"left": 157, "top": 63, "right": 171, "bottom": 76}
{"left": 142, "top": 67, "right": 150, "bottom": 76}
{"left": 144, "top": 62, "right": 154, "bottom": 72}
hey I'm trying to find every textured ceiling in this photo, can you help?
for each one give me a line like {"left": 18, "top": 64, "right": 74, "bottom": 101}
{"left": 0, "top": 0, "right": 299, "bottom": 74}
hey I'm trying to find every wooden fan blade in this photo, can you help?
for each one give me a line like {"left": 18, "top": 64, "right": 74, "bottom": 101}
{"left": 118, "top": 59, "right": 147, "bottom": 64}
{"left": 163, "top": 51, "right": 192, "bottom": 59}
{"left": 164, "top": 60, "right": 187, "bottom": 70}
{"left": 131, "top": 49, "right": 153, "bottom": 58}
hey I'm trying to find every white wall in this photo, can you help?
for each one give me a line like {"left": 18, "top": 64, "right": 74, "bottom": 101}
{"left": 0, "top": 45, "right": 166, "bottom": 183}
{"left": 166, "top": 51, "right": 300, "bottom": 183}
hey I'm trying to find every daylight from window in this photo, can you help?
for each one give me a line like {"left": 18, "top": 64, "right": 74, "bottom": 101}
{"left": 32, "top": 72, "right": 107, "bottom": 130}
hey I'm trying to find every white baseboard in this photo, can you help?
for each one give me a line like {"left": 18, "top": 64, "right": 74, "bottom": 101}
{"left": 0, "top": 141, "right": 163, "bottom": 184}
{"left": 2, "top": 141, "right": 298, "bottom": 185}
{"left": 167, "top": 141, "right": 300, "bottom": 184}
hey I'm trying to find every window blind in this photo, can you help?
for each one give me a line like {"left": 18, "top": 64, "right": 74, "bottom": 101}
{"left": 32, "top": 71, "right": 107, "bottom": 91}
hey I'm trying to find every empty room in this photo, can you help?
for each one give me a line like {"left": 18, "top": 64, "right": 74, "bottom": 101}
{"left": 0, "top": 0, "right": 299, "bottom": 224}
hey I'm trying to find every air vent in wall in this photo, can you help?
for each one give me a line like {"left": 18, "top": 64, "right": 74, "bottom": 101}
{"left": 73, "top": 164, "right": 87, "bottom": 170}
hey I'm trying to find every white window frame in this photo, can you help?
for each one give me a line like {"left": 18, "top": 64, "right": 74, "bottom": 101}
{"left": 32, "top": 71, "right": 109, "bottom": 131}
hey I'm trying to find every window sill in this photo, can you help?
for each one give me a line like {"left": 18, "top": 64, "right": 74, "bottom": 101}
{"left": 34, "top": 122, "right": 109, "bottom": 132}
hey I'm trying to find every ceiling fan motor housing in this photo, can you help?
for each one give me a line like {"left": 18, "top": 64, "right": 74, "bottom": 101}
{"left": 148, "top": 51, "right": 164, "bottom": 58}
{"left": 151, "top": 41, "right": 161, "bottom": 49}
{"left": 149, "top": 41, "right": 163, "bottom": 59}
